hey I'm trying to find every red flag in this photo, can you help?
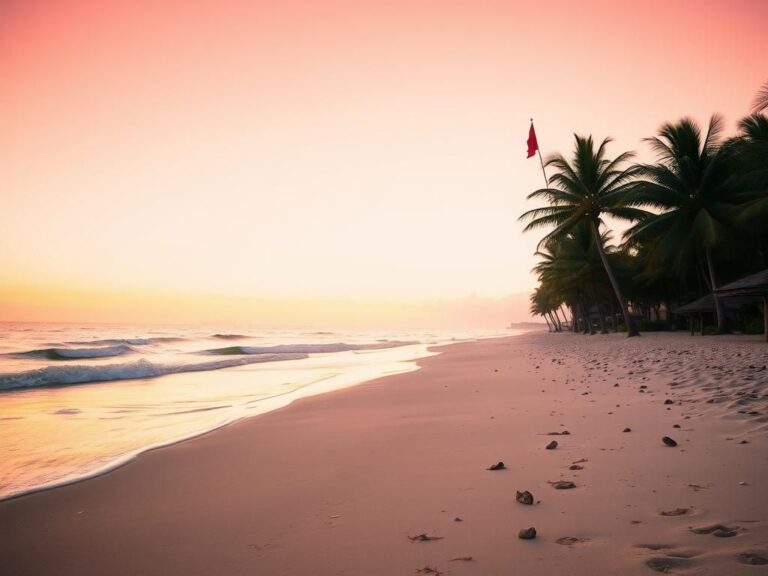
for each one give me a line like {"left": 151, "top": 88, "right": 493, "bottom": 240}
{"left": 526, "top": 123, "right": 538, "bottom": 158}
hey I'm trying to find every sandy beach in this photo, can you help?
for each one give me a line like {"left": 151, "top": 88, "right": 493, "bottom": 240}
{"left": 2, "top": 332, "right": 767, "bottom": 576}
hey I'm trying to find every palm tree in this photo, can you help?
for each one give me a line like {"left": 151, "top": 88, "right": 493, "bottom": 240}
{"left": 519, "top": 135, "right": 645, "bottom": 336}
{"left": 534, "top": 223, "right": 618, "bottom": 333}
{"left": 624, "top": 115, "right": 741, "bottom": 333}
{"left": 529, "top": 286, "right": 562, "bottom": 332}
{"left": 730, "top": 114, "right": 768, "bottom": 266}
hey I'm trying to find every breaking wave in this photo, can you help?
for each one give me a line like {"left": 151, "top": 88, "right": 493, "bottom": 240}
{"left": 63, "top": 337, "right": 185, "bottom": 346}
{"left": 0, "top": 354, "right": 307, "bottom": 392}
{"left": 15, "top": 345, "right": 135, "bottom": 360}
{"left": 201, "top": 341, "right": 418, "bottom": 355}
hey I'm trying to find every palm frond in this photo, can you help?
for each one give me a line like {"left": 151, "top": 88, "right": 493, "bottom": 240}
{"left": 752, "top": 79, "right": 768, "bottom": 114}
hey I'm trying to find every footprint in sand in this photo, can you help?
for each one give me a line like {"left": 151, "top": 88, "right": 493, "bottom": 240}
{"left": 736, "top": 551, "right": 768, "bottom": 565}
{"left": 556, "top": 536, "right": 590, "bottom": 546}
{"left": 689, "top": 523, "right": 742, "bottom": 538}
{"left": 645, "top": 556, "right": 695, "bottom": 573}
{"left": 635, "top": 544, "right": 675, "bottom": 551}
{"left": 641, "top": 544, "right": 703, "bottom": 573}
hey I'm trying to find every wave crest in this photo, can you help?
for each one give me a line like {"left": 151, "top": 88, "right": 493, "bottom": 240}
{"left": 0, "top": 354, "right": 307, "bottom": 391}
{"left": 201, "top": 341, "right": 418, "bottom": 355}
{"left": 63, "top": 337, "right": 184, "bottom": 346}
{"left": 15, "top": 345, "right": 135, "bottom": 360}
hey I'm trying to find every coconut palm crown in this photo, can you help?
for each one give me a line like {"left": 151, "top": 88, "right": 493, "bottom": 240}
{"left": 519, "top": 134, "right": 647, "bottom": 336}
{"left": 622, "top": 115, "right": 745, "bottom": 332}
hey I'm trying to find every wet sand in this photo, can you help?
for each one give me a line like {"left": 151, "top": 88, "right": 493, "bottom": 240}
{"left": 1, "top": 332, "right": 767, "bottom": 575}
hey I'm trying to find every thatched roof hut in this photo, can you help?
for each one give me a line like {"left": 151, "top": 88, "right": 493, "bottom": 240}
{"left": 715, "top": 269, "right": 768, "bottom": 297}
{"left": 673, "top": 295, "right": 754, "bottom": 315}
{"left": 715, "top": 269, "right": 768, "bottom": 342}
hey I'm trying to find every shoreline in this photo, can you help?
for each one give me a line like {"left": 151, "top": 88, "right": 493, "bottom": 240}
{"left": 0, "top": 340, "right": 453, "bottom": 502}
{"left": 2, "top": 332, "right": 766, "bottom": 575}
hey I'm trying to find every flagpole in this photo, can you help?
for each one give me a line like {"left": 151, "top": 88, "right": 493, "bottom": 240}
{"left": 531, "top": 118, "right": 549, "bottom": 187}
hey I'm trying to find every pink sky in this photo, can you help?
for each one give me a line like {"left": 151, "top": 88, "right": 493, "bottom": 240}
{"left": 0, "top": 0, "right": 766, "bottom": 326}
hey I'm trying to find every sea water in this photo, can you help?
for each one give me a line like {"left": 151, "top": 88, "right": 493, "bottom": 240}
{"left": 0, "top": 322, "right": 518, "bottom": 499}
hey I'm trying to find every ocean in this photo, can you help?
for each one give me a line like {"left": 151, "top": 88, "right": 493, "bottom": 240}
{"left": 0, "top": 322, "right": 520, "bottom": 500}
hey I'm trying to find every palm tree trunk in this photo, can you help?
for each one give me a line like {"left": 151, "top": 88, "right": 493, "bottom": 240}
{"left": 589, "top": 220, "right": 639, "bottom": 337}
{"left": 547, "top": 312, "right": 560, "bottom": 332}
{"left": 597, "top": 302, "right": 608, "bottom": 334}
{"left": 589, "top": 288, "right": 608, "bottom": 334}
{"left": 553, "top": 308, "right": 563, "bottom": 330}
{"left": 548, "top": 311, "right": 558, "bottom": 331}
{"left": 578, "top": 298, "right": 593, "bottom": 335}
{"left": 705, "top": 248, "right": 727, "bottom": 334}
{"left": 560, "top": 305, "right": 571, "bottom": 330}
{"left": 543, "top": 314, "right": 553, "bottom": 332}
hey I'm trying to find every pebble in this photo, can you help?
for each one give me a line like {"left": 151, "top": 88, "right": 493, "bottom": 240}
{"left": 546, "top": 440, "right": 558, "bottom": 450}
{"left": 662, "top": 436, "right": 678, "bottom": 447}
{"left": 488, "top": 461, "right": 505, "bottom": 471}
{"left": 516, "top": 490, "right": 534, "bottom": 505}
{"left": 623, "top": 427, "right": 632, "bottom": 433}
{"left": 518, "top": 527, "right": 537, "bottom": 540}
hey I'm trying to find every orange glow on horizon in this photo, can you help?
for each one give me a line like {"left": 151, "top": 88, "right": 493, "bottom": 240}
{"left": 0, "top": 283, "right": 536, "bottom": 328}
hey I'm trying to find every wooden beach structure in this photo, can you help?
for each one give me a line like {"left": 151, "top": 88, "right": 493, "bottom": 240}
{"left": 674, "top": 295, "right": 754, "bottom": 335}
{"left": 715, "top": 269, "right": 768, "bottom": 342}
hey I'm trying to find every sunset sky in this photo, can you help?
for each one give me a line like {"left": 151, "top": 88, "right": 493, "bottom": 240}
{"left": 1, "top": 0, "right": 766, "bottom": 326}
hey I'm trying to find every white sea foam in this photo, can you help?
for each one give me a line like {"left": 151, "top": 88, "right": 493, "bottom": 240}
{"left": 0, "top": 354, "right": 307, "bottom": 391}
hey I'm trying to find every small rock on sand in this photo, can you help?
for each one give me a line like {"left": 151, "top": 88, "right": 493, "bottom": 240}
{"left": 623, "top": 427, "right": 632, "bottom": 432}
{"left": 662, "top": 436, "right": 678, "bottom": 447}
{"left": 516, "top": 490, "right": 534, "bottom": 505}
{"left": 550, "top": 481, "right": 576, "bottom": 490}
{"left": 546, "top": 440, "right": 558, "bottom": 450}
{"left": 518, "top": 527, "right": 537, "bottom": 540}
{"left": 487, "top": 462, "right": 505, "bottom": 471}
{"left": 659, "top": 507, "right": 690, "bottom": 517}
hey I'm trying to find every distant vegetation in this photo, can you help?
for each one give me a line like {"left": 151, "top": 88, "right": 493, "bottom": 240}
{"left": 520, "top": 81, "right": 768, "bottom": 336}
